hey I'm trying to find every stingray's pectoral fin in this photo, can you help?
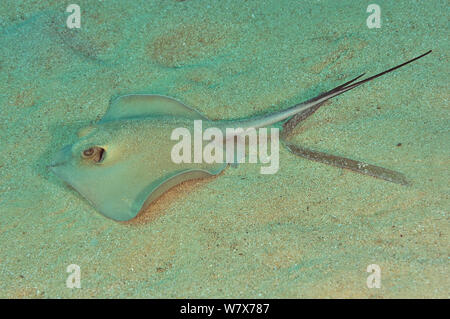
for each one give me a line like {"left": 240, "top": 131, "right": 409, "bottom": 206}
{"left": 137, "top": 169, "right": 223, "bottom": 217}
{"left": 284, "top": 142, "right": 409, "bottom": 185}
{"left": 100, "top": 94, "right": 209, "bottom": 123}
{"left": 99, "top": 168, "right": 225, "bottom": 221}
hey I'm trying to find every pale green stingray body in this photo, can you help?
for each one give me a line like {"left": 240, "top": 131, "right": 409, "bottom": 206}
{"left": 49, "top": 51, "right": 431, "bottom": 221}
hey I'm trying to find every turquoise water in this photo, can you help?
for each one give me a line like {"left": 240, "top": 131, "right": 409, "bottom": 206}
{"left": 0, "top": 0, "right": 448, "bottom": 298}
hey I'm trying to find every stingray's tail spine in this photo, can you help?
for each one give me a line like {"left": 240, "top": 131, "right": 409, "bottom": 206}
{"left": 327, "top": 50, "right": 432, "bottom": 97}
{"left": 242, "top": 50, "right": 432, "bottom": 129}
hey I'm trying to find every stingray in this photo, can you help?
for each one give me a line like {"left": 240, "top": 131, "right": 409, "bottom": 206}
{"left": 49, "top": 51, "right": 431, "bottom": 221}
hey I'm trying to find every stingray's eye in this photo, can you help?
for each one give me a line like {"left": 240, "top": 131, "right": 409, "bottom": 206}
{"left": 81, "top": 146, "right": 105, "bottom": 163}
{"left": 82, "top": 148, "right": 94, "bottom": 157}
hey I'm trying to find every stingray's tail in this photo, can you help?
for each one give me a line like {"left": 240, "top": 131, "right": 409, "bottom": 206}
{"left": 241, "top": 50, "right": 432, "bottom": 129}
{"left": 321, "top": 50, "right": 432, "bottom": 100}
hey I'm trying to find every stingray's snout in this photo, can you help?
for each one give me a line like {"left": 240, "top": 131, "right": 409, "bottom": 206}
{"left": 48, "top": 144, "right": 73, "bottom": 169}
